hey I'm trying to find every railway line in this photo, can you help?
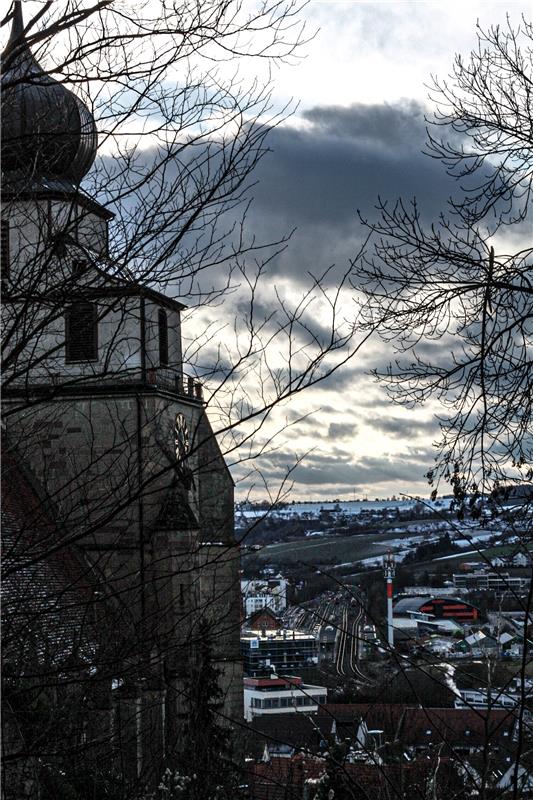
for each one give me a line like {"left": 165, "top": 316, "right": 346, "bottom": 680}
{"left": 283, "top": 590, "right": 369, "bottom": 680}
{"left": 331, "top": 596, "right": 366, "bottom": 679}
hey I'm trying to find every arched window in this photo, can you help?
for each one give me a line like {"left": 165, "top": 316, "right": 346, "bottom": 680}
{"left": 65, "top": 301, "right": 98, "bottom": 362}
{"left": 158, "top": 308, "right": 169, "bottom": 366}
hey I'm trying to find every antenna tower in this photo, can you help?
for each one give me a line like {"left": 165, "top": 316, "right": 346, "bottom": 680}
{"left": 383, "top": 550, "right": 395, "bottom": 649}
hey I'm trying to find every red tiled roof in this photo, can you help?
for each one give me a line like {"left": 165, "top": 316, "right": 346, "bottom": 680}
{"left": 320, "top": 704, "right": 515, "bottom": 747}
{"left": 248, "top": 755, "right": 461, "bottom": 800}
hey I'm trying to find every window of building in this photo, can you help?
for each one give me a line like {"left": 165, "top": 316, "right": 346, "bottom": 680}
{"left": 65, "top": 301, "right": 98, "bottom": 363}
{"left": 1, "top": 220, "right": 10, "bottom": 280}
{"left": 158, "top": 308, "right": 168, "bottom": 366}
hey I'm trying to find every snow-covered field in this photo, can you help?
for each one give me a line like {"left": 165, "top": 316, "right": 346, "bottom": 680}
{"left": 238, "top": 498, "right": 452, "bottom": 519}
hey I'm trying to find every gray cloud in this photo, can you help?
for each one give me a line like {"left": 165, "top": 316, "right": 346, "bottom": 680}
{"left": 95, "top": 100, "right": 461, "bottom": 498}
{"left": 245, "top": 101, "right": 460, "bottom": 284}
{"left": 254, "top": 101, "right": 452, "bottom": 222}
{"left": 328, "top": 421, "right": 359, "bottom": 439}
{"left": 366, "top": 415, "right": 439, "bottom": 440}
{"left": 302, "top": 100, "right": 426, "bottom": 149}
{"left": 254, "top": 448, "right": 435, "bottom": 489}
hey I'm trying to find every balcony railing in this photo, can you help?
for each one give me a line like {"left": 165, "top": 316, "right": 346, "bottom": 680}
{"left": 146, "top": 367, "right": 203, "bottom": 400}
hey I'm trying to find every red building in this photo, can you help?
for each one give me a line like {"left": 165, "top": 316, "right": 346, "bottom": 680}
{"left": 394, "top": 595, "right": 479, "bottom": 622}
{"left": 245, "top": 607, "right": 282, "bottom": 631}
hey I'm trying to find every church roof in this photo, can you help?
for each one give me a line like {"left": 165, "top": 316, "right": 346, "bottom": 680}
{"left": 1, "top": 2, "right": 98, "bottom": 187}
{"left": 1, "top": 447, "right": 98, "bottom": 669}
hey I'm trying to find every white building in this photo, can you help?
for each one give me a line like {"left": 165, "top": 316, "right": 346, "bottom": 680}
{"left": 455, "top": 686, "right": 529, "bottom": 712}
{"left": 453, "top": 572, "right": 531, "bottom": 594}
{"left": 241, "top": 577, "right": 288, "bottom": 616}
{"left": 243, "top": 675, "right": 327, "bottom": 722}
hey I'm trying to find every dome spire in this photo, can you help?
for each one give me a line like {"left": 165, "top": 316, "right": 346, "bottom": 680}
{"left": 1, "top": 1, "right": 98, "bottom": 187}
{"left": 9, "top": 1, "right": 24, "bottom": 39}
{"left": 4, "top": 1, "right": 28, "bottom": 63}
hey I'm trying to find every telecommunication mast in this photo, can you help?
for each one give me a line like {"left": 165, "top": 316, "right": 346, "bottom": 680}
{"left": 383, "top": 551, "right": 395, "bottom": 649}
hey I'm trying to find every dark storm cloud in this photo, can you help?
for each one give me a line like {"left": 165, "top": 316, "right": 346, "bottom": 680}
{"left": 350, "top": 394, "right": 396, "bottom": 409}
{"left": 302, "top": 100, "right": 426, "bottom": 149}
{"left": 245, "top": 100, "right": 460, "bottom": 283}
{"left": 252, "top": 102, "right": 450, "bottom": 217}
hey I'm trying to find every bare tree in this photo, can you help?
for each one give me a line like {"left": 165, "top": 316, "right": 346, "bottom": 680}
{"left": 239, "top": 17, "right": 533, "bottom": 800}
{"left": 0, "top": 2, "right": 370, "bottom": 798}
{"left": 350, "top": 17, "right": 533, "bottom": 502}
{"left": 339, "top": 19, "right": 533, "bottom": 800}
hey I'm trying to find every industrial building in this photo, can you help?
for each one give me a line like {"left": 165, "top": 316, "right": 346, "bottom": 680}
{"left": 393, "top": 596, "right": 479, "bottom": 623}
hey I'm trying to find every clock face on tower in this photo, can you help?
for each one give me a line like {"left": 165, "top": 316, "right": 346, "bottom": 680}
{"left": 174, "top": 411, "right": 194, "bottom": 490}
{"left": 174, "top": 412, "right": 189, "bottom": 463}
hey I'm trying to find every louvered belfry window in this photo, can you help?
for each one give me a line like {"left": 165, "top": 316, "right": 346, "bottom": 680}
{"left": 1, "top": 220, "right": 10, "bottom": 279}
{"left": 65, "top": 301, "right": 98, "bottom": 362}
{"left": 158, "top": 308, "right": 169, "bottom": 366}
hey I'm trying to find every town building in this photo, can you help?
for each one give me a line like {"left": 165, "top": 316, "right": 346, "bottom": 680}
{"left": 243, "top": 675, "right": 327, "bottom": 722}
{"left": 245, "top": 607, "right": 283, "bottom": 631}
{"left": 401, "top": 586, "right": 465, "bottom": 597}
{"left": 452, "top": 572, "right": 531, "bottom": 594}
{"left": 241, "top": 629, "right": 318, "bottom": 676}
{"left": 246, "top": 704, "right": 516, "bottom": 759}
{"left": 244, "top": 705, "right": 518, "bottom": 799}
{"left": 454, "top": 685, "right": 531, "bottom": 713}
{"left": 241, "top": 576, "right": 289, "bottom": 617}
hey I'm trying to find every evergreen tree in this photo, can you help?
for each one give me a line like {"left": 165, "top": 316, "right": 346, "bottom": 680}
{"left": 177, "top": 621, "right": 239, "bottom": 800}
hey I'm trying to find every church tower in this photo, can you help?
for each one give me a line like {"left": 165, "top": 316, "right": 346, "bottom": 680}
{"left": 1, "top": 0, "right": 244, "bottom": 781}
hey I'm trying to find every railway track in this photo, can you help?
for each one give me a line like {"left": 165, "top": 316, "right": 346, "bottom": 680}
{"left": 334, "top": 598, "right": 366, "bottom": 678}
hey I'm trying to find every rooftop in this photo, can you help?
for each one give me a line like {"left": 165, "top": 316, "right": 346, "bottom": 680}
{"left": 244, "top": 676, "right": 303, "bottom": 689}
{"left": 241, "top": 629, "right": 316, "bottom": 642}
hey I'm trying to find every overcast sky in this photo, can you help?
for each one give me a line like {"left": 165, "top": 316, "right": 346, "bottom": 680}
{"left": 5, "top": 1, "right": 527, "bottom": 503}
{"left": 221, "top": 1, "right": 529, "bottom": 502}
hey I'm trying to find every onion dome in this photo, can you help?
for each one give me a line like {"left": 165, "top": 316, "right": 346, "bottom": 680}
{"left": 1, "top": 2, "right": 98, "bottom": 185}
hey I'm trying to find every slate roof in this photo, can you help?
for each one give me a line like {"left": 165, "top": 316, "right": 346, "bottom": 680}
{"left": 2, "top": 449, "right": 100, "bottom": 671}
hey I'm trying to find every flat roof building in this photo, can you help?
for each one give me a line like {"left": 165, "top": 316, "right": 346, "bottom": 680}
{"left": 453, "top": 572, "right": 531, "bottom": 594}
{"left": 243, "top": 675, "right": 327, "bottom": 722}
{"left": 241, "top": 628, "right": 318, "bottom": 676}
